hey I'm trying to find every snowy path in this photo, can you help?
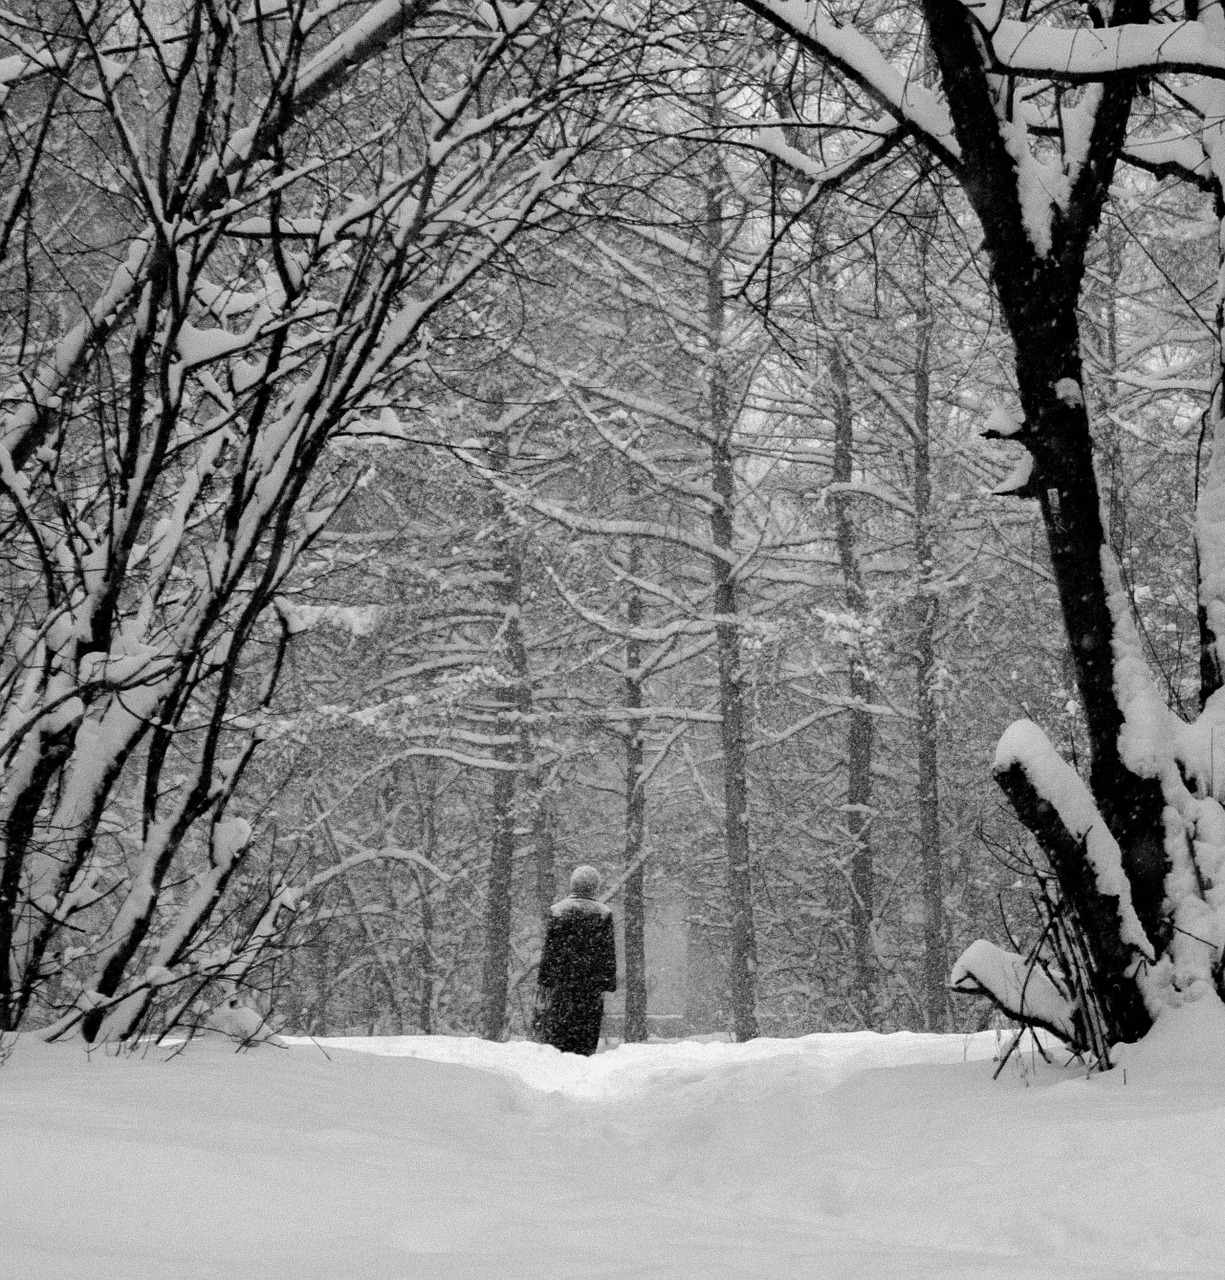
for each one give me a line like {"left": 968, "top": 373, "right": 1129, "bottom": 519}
{"left": 3, "top": 1023, "right": 1224, "bottom": 1278}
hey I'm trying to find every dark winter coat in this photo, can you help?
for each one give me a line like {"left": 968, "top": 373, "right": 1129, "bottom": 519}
{"left": 535, "top": 897, "right": 617, "bottom": 1056}
{"left": 538, "top": 897, "right": 618, "bottom": 992}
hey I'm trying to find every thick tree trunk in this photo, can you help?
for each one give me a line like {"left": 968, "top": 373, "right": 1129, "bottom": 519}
{"left": 828, "top": 346, "right": 876, "bottom": 1013}
{"left": 917, "top": 0, "right": 1166, "bottom": 1041}
{"left": 982, "top": 304, "right": 1166, "bottom": 1045}
{"left": 1011, "top": 316, "right": 1168, "bottom": 946}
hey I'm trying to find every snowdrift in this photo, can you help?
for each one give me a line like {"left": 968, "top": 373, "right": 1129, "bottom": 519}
{"left": 3, "top": 1020, "right": 1224, "bottom": 1278}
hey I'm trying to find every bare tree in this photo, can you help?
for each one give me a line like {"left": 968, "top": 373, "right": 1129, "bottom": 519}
{"left": 737, "top": 0, "right": 1225, "bottom": 1045}
{"left": 0, "top": 0, "right": 648, "bottom": 1039}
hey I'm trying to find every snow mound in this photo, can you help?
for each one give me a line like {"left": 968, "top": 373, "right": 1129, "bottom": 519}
{"left": 287, "top": 1028, "right": 1006, "bottom": 1099}
{"left": 1112, "top": 991, "right": 1225, "bottom": 1082}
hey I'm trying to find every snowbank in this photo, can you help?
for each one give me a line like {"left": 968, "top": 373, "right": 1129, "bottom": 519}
{"left": 1113, "top": 990, "right": 1225, "bottom": 1081}
{"left": 3, "top": 1028, "right": 1224, "bottom": 1278}
{"left": 288, "top": 1027, "right": 1005, "bottom": 1098}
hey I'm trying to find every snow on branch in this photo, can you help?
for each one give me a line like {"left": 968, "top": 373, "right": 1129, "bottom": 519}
{"left": 1124, "top": 132, "right": 1214, "bottom": 190}
{"left": 950, "top": 940, "right": 1077, "bottom": 1039}
{"left": 0, "top": 0, "right": 443, "bottom": 468}
{"left": 293, "top": 0, "right": 436, "bottom": 116}
{"left": 986, "top": 18, "right": 1225, "bottom": 82}
{"left": 736, "top": 0, "right": 960, "bottom": 166}
{"left": 1098, "top": 548, "right": 1179, "bottom": 788}
{"left": 488, "top": 484, "right": 739, "bottom": 567}
{"left": 303, "top": 842, "right": 453, "bottom": 894}
{"left": 995, "top": 720, "right": 1154, "bottom": 959}
{"left": 824, "top": 480, "right": 915, "bottom": 517}
{"left": 989, "top": 453, "right": 1036, "bottom": 498}
{"left": 729, "top": 117, "right": 906, "bottom": 203}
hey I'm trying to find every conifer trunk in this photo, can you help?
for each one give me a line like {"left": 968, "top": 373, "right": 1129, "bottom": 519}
{"left": 533, "top": 793, "right": 557, "bottom": 935}
{"left": 912, "top": 273, "right": 948, "bottom": 1031}
{"left": 480, "top": 424, "right": 532, "bottom": 1041}
{"left": 828, "top": 346, "right": 876, "bottom": 1012}
{"left": 623, "top": 533, "right": 649, "bottom": 1043}
{"left": 414, "top": 763, "right": 438, "bottom": 1035}
{"left": 704, "top": 177, "right": 758, "bottom": 1043}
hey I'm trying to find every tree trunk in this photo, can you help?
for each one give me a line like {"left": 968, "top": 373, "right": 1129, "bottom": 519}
{"left": 479, "top": 423, "right": 533, "bottom": 1041}
{"left": 1095, "top": 220, "right": 1126, "bottom": 560}
{"left": 705, "top": 179, "right": 759, "bottom": 1043}
{"left": 1198, "top": 183, "right": 1225, "bottom": 709}
{"left": 480, "top": 712, "right": 518, "bottom": 1040}
{"left": 982, "top": 302, "right": 1163, "bottom": 1043}
{"left": 920, "top": 0, "right": 1164, "bottom": 1041}
{"left": 912, "top": 268, "right": 948, "bottom": 1032}
{"left": 533, "top": 791, "right": 557, "bottom": 933}
{"left": 1012, "top": 316, "right": 1168, "bottom": 927}
{"left": 828, "top": 345, "right": 876, "bottom": 1015}
{"left": 623, "top": 534, "right": 649, "bottom": 1043}
{"left": 416, "top": 874, "right": 435, "bottom": 1036}
{"left": 312, "top": 926, "right": 331, "bottom": 1036}
{"left": 413, "top": 762, "right": 438, "bottom": 1034}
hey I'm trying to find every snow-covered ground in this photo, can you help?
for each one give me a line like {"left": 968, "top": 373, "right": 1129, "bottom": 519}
{"left": 5, "top": 1006, "right": 1225, "bottom": 1278}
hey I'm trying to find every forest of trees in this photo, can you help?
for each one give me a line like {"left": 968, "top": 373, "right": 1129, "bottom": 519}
{"left": 2, "top": 0, "right": 1223, "bottom": 1051}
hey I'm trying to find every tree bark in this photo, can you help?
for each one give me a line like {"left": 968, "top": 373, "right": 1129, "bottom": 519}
{"left": 311, "top": 924, "right": 331, "bottom": 1036}
{"left": 1010, "top": 317, "right": 1169, "bottom": 955}
{"left": 623, "top": 534, "right": 649, "bottom": 1043}
{"left": 1198, "top": 184, "right": 1225, "bottom": 708}
{"left": 995, "top": 761, "right": 1151, "bottom": 1038}
{"left": 413, "top": 761, "right": 439, "bottom": 1034}
{"left": 911, "top": 260, "right": 948, "bottom": 1032}
{"left": 533, "top": 791, "right": 557, "bottom": 935}
{"left": 479, "top": 424, "right": 533, "bottom": 1041}
{"left": 828, "top": 345, "right": 876, "bottom": 1013}
{"left": 704, "top": 177, "right": 759, "bottom": 1043}
{"left": 919, "top": 0, "right": 1167, "bottom": 1037}
{"left": 416, "top": 870, "right": 435, "bottom": 1035}
{"left": 479, "top": 698, "right": 518, "bottom": 1040}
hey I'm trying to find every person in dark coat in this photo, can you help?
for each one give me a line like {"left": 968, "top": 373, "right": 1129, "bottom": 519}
{"left": 534, "top": 865, "right": 617, "bottom": 1056}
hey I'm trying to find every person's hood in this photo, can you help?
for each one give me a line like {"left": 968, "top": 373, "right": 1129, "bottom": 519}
{"left": 550, "top": 896, "right": 611, "bottom": 918}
